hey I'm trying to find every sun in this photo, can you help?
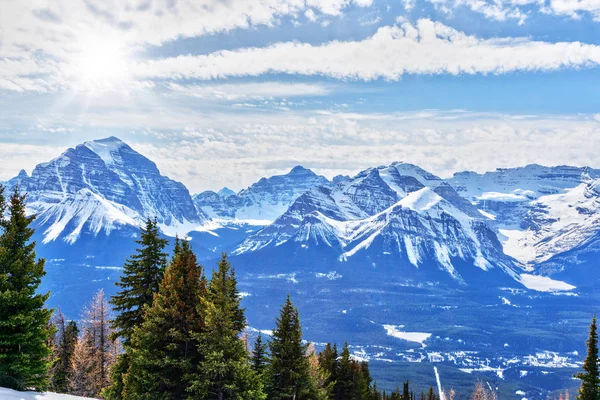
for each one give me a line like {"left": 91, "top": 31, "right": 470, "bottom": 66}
{"left": 69, "top": 36, "right": 132, "bottom": 90}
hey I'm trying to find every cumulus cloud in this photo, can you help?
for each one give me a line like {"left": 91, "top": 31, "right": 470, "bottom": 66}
{"left": 134, "top": 19, "right": 600, "bottom": 81}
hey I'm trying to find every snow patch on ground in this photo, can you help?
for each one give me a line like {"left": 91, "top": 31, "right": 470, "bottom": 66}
{"left": 0, "top": 387, "right": 96, "bottom": 399}
{"left": 478, "top": 209, "right": 496, "bottom": 220}
{"left": 383, "top": 324, "right": 432, "bottom": 347}
{"left": 519, "top": 274, "right": 576, "bottom": 292}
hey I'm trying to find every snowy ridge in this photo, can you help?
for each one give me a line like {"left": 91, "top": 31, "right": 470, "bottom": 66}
{"left": 234, "top": 163, "right": 520, "bottom": 284}
{"left": 449, "top": 165, "right": 600, "bottom": 267}
{"left": 193, "top": 165, "right": 329, "bottom": 222}
{"left": 500, "top": 180, "right": 600, "bottom": 264}
{"left": 8, "top": 137, "right": 205, "bottom": 243}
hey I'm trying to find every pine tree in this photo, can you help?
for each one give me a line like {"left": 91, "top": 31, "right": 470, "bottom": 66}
{"left": 306, "top": 343, "right": 330, "bottom": 399}
{"left": 334, "top": 342, "right": 356, "bottom": 400}
{"left": 575, "top": 316, "right": 600, "bottom": 400}
{"left": 252, "top": 333, "right": 269, "bottom": 376}
{"left": 105, "top": 218, "right": 168, "bottom": 399}
{"left": 266, "top": 295, "right": 320, "bottom": 400}
{"left": 70, "top": 289, "right": 118, "bottom": 397}
{"left": 0, "top": 187, "right": 53, "bottom": 390}
{"left": 189, "top": 253, "right": 264, "bottom": 399}
{"left": 319, "top": 342, "right": 339, "bottom": 395}
{"left": 111, "top": 217, "right": 168, "bottom": 344}
{"left": 123, "top": 240, "right": 207, "bottom": 399}
{"left": 50, "top": 310, "right": 79, "bottom": 393}
{"left": 427, "top": 386, "right": 436, "bottom": 400}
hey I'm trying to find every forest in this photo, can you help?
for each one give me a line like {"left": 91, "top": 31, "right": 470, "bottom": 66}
{"left": 0, "top": 186, "right": 594, "bottom": 400}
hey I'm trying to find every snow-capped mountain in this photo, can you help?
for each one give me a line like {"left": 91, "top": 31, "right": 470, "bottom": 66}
{"left": 9, "top": 137, "right": 206, "bottom": 244}
{"left": 233, "top": 162, "right": 520, "bottom": 285}
{"left": 193, "top": 165, "right": 329, "bottom": 221}
{"left": 448, "top": 165, "right": 600, "bottom": 270}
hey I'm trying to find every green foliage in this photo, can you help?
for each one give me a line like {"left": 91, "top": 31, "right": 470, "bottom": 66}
{"left": 0, "top": 187, "right": 53, "bottom": 391}
{"left": 50, "top": 311, "right": 78, "bottom": 393}
{"left": 575, "top": 315, "right": 600, "bottom": 400}
{"left": 103, "top": 353, "right": 129, "bottom": 400}
{"left": 106, "top": 218, "right": 168, "bottom": 399}
{"left": 188, "top": 253, "right": 265, "bottom": 399}
{"left": 266, "top": 295, "right": 321, "bottom": 400}
{"left": 123, "top": 240, "right": 207, "bottom": 399}
{"left": 110, "top": 218, "right": 168, "bottom": 345}
{"left": 252, "top": 333, "right": 269, "bottom": 377}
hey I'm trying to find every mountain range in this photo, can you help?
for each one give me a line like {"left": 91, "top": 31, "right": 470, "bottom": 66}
{"left": 2, "top": 136, "right": 598, "bottom": 397}
{"left": 6, "top": 137, "right": 598, "bottom": 290}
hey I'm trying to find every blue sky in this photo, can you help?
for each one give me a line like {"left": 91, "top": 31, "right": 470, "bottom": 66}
{"left": 1, "top": 0, "right": 600, "bottom": 192}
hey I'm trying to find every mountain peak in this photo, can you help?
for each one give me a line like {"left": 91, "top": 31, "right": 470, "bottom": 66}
{"left": 289, "top": 165, "right": 313, "bottom": 175}
{"left": 217, "top": 187, "right": 236, "bottom": 197}
{"left": 83, "top": 136, "right": 129, "bottom": 166}
{"left": 92, "top": 136, "right": 125, "bottom": 145}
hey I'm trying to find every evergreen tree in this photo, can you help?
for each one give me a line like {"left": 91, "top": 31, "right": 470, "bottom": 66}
{"left": 106, "top": 218, "right": 168, "bottom": 399}
{"left": 0, "top": 187, "right": 53, "bottom": 390}
{"left": 252, "top": 333, "right": 269, "bottom": 376}
{"left": 189, "top": 253, "right": 264, "bottom": 399}
{"left": 318, "top": 342, "right": 338, "bottom": 393}
{"left": 111, "top": 217, "right": 168, "bottom": 344}
{"left": 50, "top": 310, "right": 79, "bottom": 393}
{"left": 266, "top": 295, "right": 320, "bottom": 400}
{"left": 427, "top": 386, "right": 436, "bottom": 400}
{"left": 334, "top": 342, "right": 357, "bottom": 400}
{"left": 306, "top": 343, "right": 331, "bottom": 399}
{"left": 123, "top": 240, "right": 207, "bottom": 399}
{"left": 575, "top": 316, "right": 600, "bottom": 400}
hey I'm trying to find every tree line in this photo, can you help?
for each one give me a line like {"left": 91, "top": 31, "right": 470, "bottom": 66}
{"left": 0, "top": 184, "right": 595, "bottom": 399}
{"left": 0, "top": 185, "right": 437, "bottom": 399}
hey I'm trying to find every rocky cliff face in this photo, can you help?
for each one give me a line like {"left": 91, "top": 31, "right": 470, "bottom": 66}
{"left": 10, "top": 136, "right": 206, "bottom": 244}
{"left": 193, "top": 165, "right": 329, "bottom": 221}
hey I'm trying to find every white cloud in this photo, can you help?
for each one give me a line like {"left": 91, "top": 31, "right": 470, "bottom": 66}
{"left": 167, "top": 82, "right": 330, "bottom": 100}
{"left": 134, "top": 19, "right": 600, "bottom": 82}
{"left": 426, "top": 0, "right": 600, "bottom": 22}
{"left": 4, "top": 108, "right": 599, "bottom": 192}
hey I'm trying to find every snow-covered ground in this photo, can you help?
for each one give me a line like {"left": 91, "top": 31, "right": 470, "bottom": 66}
{"left": 519, "top": 274, "right": 576, "bottom": 292}
{"left": 382, "top": 324, "right": 432, "bottom": 347}
{"left": 0, "top": 387, "right": 96, "bottom": 400}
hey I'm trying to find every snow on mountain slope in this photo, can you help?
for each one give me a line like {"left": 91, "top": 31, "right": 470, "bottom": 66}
{"left": 234, "top": 164, "right": 519, "bottom": 284}
{"left": 449, "top": 164, "right": 599, "bottom": 201}
{"left": 8, "top": 137, "right": 206, "bottom": 243}
{"left": 500, "top": 180, "right": 600, "bottom": 264}
{"left": 193, "top": 165, "right": 329, "bottom": 221}
{"left": 449, "top": 165, "right": 600, "bottom": 267}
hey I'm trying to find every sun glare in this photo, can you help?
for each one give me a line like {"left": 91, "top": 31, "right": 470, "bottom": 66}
{"left": 70, "top": 36, "right": 132, "bottom": 90}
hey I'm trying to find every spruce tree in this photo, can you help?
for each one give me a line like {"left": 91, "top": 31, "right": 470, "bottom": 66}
{"left": 123, "top": 240, "right": 207, "bottom": 399}
{"left": 50, "top": 310, "right": 79, "bottom": 393}
{"left": 575, "top": 316, "right": 600, "bottom": 400}
{"left": 266, "top": 295, "right": 320, "bottom": 400}
{"left": 189, "top": 253, "right": 264, "bottom": 399}
{"left": 318, "top": 343, "right": 338, "bottom": 392}
{"left": 0, "top": 187, "right": 53, "bottom": 390}
{"left": 111, "top": 217, "right": 168, "bottom": 344}
{"left": 106, "top": 218, "right": 168, "bottom": 399}
{"left": 252, "top": 333, "right": 269, "bottom": 376}
{"left": 334, "top": 342, "right": 356, "bottom": 400}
